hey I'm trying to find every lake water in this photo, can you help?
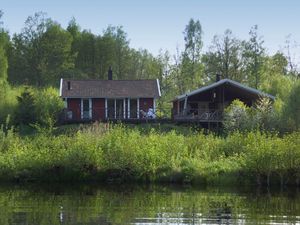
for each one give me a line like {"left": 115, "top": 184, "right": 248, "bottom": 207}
{"left": 1, "top": 184, "right": 300, "bottom": 225}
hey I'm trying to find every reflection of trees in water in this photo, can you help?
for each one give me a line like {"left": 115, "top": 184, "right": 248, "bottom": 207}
{"left": 213, "top": 202, "right": 232, "bottom": 224}
{"left": 0, "top": 185, "right": 299, "bottom": 225}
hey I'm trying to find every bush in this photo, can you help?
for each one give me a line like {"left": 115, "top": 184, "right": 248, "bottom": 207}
{"left": 224, "top": 97, "right": 280, "bottom": 133}
{"left": 0, "top": 83, "right": 18, "bottom": 125}
{"left": 34, "top": 87, "right": 64, "bottom": 127}
{"left": 284, "top": 81, "right": 300, "bottom": 130}
{"left": 0, "top": 124, "right": 299, "bottom": 186}
{"left": 15, "top": 87, "right": 36, "bottom": 125}
{"left": 223, "top": 99, "right": 252, "bottom": 132}
{"left": 14, "top": 86, "right": 64, "bottom": 129}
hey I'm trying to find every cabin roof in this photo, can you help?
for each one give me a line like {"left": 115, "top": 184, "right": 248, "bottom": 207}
{"left": 173, "top": 79, "right": 275, "bottom": 101}
{"left": 60, "top": 78, "right": 161, "bottom": 98}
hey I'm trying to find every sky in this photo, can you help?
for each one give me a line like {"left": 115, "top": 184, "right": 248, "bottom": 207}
{"left": 1, "top": 0, "right": 300, "bottom": 57}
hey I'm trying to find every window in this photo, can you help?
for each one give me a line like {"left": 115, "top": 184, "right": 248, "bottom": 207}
{"left": 116, "top": 99, "right": 124, "bottom": 119}
{"left": 82, "top": 99, "right": 91, "bottom": 119}
{"left": 129, "top": 99, "right": 137, "bottom": 118}
{"left": 107, "top": 99, "right": 115, "bottom": 119}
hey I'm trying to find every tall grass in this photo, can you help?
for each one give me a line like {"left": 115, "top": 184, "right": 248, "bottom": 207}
{"left": 0, "top": 123, "right": 299, "bottom": 186}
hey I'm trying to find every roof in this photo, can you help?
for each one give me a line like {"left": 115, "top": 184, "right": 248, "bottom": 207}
{"left": 60, "top": 79, "right": 161, "bottom": 98}
{"left": 173, "top": 79, "right": 275, "bottom": 101}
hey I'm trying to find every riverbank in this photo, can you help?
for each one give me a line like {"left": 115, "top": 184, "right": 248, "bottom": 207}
{"left": 0, "top": 123, "right": 299, "bottom": 186}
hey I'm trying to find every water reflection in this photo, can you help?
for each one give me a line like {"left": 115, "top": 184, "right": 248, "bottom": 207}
{"left": 0, "top": 184, "right": 299, "bottom": 225}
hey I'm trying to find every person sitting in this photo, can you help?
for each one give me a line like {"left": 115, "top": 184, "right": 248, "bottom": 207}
{"left": 140, "top": 108, "right": 156, "bottom": 119}
{"left": 140, "top": 110, "right": 147, "bottom": 118}
{"left": 147, "top": 108, "right": 156, "bottom": 119}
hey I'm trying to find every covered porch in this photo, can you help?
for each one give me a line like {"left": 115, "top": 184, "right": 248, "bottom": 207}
{"left": 172, "top": 79, "right": 274, "bottom": 123}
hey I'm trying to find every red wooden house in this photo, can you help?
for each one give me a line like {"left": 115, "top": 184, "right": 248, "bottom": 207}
{"left": 59, "top": 76, "right": 161, "bottom": 122}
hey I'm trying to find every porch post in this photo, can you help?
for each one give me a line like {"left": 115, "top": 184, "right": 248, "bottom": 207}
{"left": 64, "top": 98, "right": 68, "bottom": 108}
{"left": 89, "top": 98, "right": 92, "bottom": 119}
{"left": 222, "top": 85, "right": 225, "bottom": 111}
{"left": 137, "top": 98, "right": 140, "bottom": 119}
{"left": 80, "top": 98, "right": 83, "bottom": 119}
{"left": 153, "top": 98, "right": 156, "bottom": 113}
{"left": 183, "top": 95, "right": 188, "bottom": 116}
{"left": 105, "top": 98, "right": 107, "bottom": 119}
{"left": 127, "top": 98, "right": 130, "bottom": 119}
{"left": 114, "top": 99, "right": 116, "bottom": 119}
{"left": 123, "top": 99, "right": 126, "bottom": 119}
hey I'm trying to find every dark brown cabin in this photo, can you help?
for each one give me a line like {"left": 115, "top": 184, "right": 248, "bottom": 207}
{"left": 172, "top": 78, "right": 275, "bottom": 123}
{"left": 59, "top": 78, "right": 161, "bottom": 122}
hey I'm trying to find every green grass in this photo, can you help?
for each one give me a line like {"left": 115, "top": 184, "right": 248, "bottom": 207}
{"left": 0, "top": 123, "right": 299, "bottom": 186}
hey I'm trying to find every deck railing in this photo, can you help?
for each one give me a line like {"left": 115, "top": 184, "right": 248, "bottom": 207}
{"left": 59, "top": 106, "right": 171, "bottom": 122}
{"left": 173, "top": 108, "right": 223, "bottom": 122}
{"left": 59, "top": 107, "right": 223, "bottom": 123}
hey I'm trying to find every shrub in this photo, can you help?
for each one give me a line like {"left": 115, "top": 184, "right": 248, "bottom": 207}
{"left": 34, "top": 87, "right": 64, "bottom": 127}
{"left": 15, "top": 87, "right": 36, "bottom": 125}
{"left": 223, "top": 100, "right": 252, "bottom": 132}
{"left": 0, "top": 124, "right": 299, "bottom": 187}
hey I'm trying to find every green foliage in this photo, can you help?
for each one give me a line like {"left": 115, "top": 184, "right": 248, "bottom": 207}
{"left": 0, "top": 13, "right": 300, "bottom": 135}
{"left": 181, "top": 18, "right": 204, "bottom": 90}
{"left": 284, "top": 80, "right": 300, "bottom": 130}
{"left": 0, "top": 84, "right": 20, "bottom": 125}
{"left": 223, "top": 100, "right": 252, "bottom": 132}
{"left": 253, "top": 97, "right": 277, "bottom": 130}
{"left": 242, "top": 25, "right": 265, "bottom": 89}
{"left": 15, "top": 87, "right": 36, "bottom": 125}
{"left": 224, "top": 97, "right": 280, "bottom": 133}
{"left": 34, "top": 87, "right": 64, "bottom": 126}
{"left": 8, "top": 13, "right": 74, "bottom": 86}
{"left": 202, "top": 29, "right": 243, "bottom": 82}
{"left": 0, "top": 11, "right": 9, "bottom": 83}
{"left": 0, "top": 124, "right": 299, "bottom": 187}
{"left": 260, "top": 73, "right": 294, "bottom": 100}
{"left": 9, "top": 86, "right": 64, "bottom": 128}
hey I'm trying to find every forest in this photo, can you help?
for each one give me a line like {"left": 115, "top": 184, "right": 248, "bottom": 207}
{"left": 0, "top": 11, "right": 300, "bottom": 185}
